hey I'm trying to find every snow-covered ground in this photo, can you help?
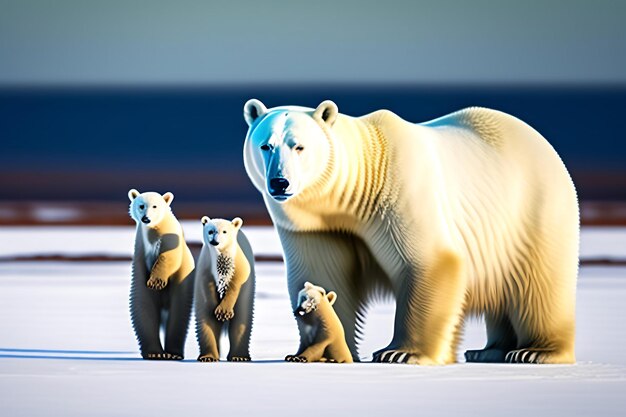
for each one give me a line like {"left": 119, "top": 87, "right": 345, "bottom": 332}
{"left": 1, "top": 226, "right": 625, "bottom": 416}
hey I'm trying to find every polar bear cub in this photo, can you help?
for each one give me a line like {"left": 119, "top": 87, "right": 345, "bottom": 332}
{"left": 194, "top": 216, "right": 256, "bottom": 362}
{"left": 285, "top": 282, "right": 353, "bottom": 363}
{"left": 127, "top": 189, "right": 195, "bottom": 360}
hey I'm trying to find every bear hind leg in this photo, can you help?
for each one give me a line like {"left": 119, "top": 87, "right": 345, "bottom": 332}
{"left": 163, "top": 272, "right": 194, "bottom": 360}
{"left": 465, "top": 313, "right": 517, "bottom": 363}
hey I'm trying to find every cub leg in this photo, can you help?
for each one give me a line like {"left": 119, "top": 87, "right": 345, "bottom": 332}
{"left": 148, "top": 234, "right": 183, "bottom": 290}
{"left": 286, "top": 341, "right": 329, "bottom": 363}
{"left": 227, "top": 277, "right": 254, "bottom": 362}
{"left": 163, "top": 270, "right": 194, "bottom": 360}
{"left": 195, "top": 276, "right": 223, "bottom": 362}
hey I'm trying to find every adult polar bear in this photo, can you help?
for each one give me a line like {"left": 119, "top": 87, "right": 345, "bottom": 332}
{"left": 243, "top": 99, "right": 578, "bottom": 365}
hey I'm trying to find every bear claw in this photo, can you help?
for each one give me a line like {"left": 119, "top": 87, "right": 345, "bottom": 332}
{"left": 285, "top": 355, "right": 307, "bottom": 363}
{"left": 373, "top": 350, "right": 415, "bottom": 364}
{"left": 145, "top": 352, "right": 174, "bottom": 360}
{"left": 229, "top": 356, "right": 251, "bottom": 362}
{"left": 147, "top": 276, "right": 167, "bottom": 290}
{"left": 198, "top": 355, "right": 219, "bottom": 362}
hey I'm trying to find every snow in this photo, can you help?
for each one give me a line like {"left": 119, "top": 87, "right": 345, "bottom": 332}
{"left": 0, "top": 227, "right": 625, "bottom": 416}
{"left": 0, "top": 224, "right": 624, "bottom": 260}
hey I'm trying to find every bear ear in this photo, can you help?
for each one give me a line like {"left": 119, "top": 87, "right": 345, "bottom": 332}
{"left": 231, "top": 217, "right": 243, "bottom": 229}
{"left": 304, "top": 281, "right": 313, "bottom": 289}
{"left": 244, "top": 99, "right": 268, "bottom": 126}
{"left": 313, "top": 100, "right": 338, "bottom": 126}
{"left": 128, "top": 189, "right": 140, "bottom": 201}
{"left": 201, "top": 216, "right": 211, "bottom": 225}
{"left": 326, "top": 291, "right": 337, "bottom": 306}
{"left": 162, "top": 192, "right": 174, "bottom": 206}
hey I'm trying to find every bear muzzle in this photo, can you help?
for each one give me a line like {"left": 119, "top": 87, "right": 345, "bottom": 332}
{"left": 141, "top": 216, "right": 150, "bottom": 224}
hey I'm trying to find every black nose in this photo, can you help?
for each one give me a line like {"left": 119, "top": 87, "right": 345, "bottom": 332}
{"left": 141, "top": 216, "right": 150, "bottom": 224}
{"left": 269, "top": 177, "right": 290, "bottom": 193}
{"left": 210, "top": 240, "right": 219, "bottom": 246}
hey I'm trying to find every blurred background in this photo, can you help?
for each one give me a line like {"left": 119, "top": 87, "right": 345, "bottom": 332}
{"left": 1, "top": 0, "right": 625, "bottom": 225}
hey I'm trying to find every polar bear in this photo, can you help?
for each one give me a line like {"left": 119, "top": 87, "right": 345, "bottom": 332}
{"left": 194, "top": 216, "right": 255, "bottom": 362}
{"left": 128, "top": 189, "right": 195, "bottom": 360}
{"left": 242, "top": 99, "right": 579, "bottom": 365}
{"left": 285, "top": 282, "right": 353, "bottom": 363}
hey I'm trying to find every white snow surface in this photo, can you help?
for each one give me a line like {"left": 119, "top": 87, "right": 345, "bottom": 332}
{"left": 0, "top": 227, "right": 625, "bottom": 416}
{"left": 0, "top": 224, "right": 624, "bottom": 260}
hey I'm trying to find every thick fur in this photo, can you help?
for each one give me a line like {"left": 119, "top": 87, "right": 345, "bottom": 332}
{"left": 286, "top": 282, "right": 353, "bottom": 363}
{"left": 194, "top": 218, "right": 256, "bottom": 362}
{"left": 243, "top": 100, "right": 579, "bottom": 365}
{"left": 128, "top": 189, "right": 195, "bottom": 360}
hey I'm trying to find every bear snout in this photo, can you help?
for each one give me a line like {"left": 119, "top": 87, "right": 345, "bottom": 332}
{"left": 269, "top": 177, "right": 290, "bottom": 194}
{"left": 141, "top": 216, "right": 150, "bottom": 224}
{"left": 209, "top": 240, "right": 219, "bottom": 246}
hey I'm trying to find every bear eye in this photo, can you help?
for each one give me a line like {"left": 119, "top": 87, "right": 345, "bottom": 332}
{"left": 223, "top": 230, "right": 227, "bottom": 234}
{"left": 208, "top": 230, "right": 214, "bottom": 235}
{"left": 153, "top": 205, "right": 157, "bottom": 209}
{"left": 294, "top": 145, "right": 304, "bottom": 152}
{"left": 139, "top": 205, "right": 145, "bottom": 210}
{"left": 260, "top": 144, "right": 271, "bottom": 151}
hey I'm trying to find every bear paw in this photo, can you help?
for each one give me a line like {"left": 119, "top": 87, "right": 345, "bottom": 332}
{"left": 465, "top": 348, "right": 507, "bottom": 363}
{"left": 505, "top": 348, "right": 559, "bottom": 364}
{"left": 198, "top": 355, "right": 219, "bottom": 362}
{"left": 285, "top": 355, "right": 308, "bottom": 363}
{"left": 229, "top": 356, "right": 251, "bottom": 362}
{"left": 144, "top": 352, "right": 175, "bottom": 360}
{"left": 373, "top": 349, "right": 433, "bottom": 364}
{"left": 214, "top": 305, "right": 234, "bottom": 322}
{"left": 147, "top": 276, "right": 167, "bottom": 290}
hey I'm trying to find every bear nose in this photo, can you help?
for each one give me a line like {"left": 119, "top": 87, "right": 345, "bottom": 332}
{"left": 141, "top": 216, "right": 150, "bottom": 224}
{"left": 269, "top": 177, "right": 290, "bottom": 193}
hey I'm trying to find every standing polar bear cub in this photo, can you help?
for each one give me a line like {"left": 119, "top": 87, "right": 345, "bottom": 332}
{"left": 243, "top": 99, "right": 579, "bottom": 364}
{"left": 128, "top": 189, "right": 195, "bottom": 360}
{"left": 194, "top": 217, "right": 255, "bottom": 362}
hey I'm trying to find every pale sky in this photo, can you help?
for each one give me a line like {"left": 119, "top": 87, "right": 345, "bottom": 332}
{"left": 1, "top": 0, "right": 625, "bottom": 85}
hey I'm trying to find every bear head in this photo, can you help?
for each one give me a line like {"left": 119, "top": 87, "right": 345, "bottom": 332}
{"left": 295, "top": 281, "right": 337, "bottom": 317}
{"left": 243, "top": 99, "right": 339, "bottom": 203}
{"left": 128, "top": 189, "right": 174, "bottom": 227}
{"left": 201, "top": 216, "right": 243, "bottom": 254}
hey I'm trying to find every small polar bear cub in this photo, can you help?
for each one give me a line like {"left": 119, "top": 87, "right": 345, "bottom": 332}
{"left": 127, "top": 189, "right": 195, "bottom": 360}
{"left": 285, "top": 282, "right": 353, "bottom": 363}
{"left": 194, "top": 216, "right": 256, "bottom": 362}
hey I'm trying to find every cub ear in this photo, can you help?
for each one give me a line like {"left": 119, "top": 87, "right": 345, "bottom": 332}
{"left": 326, "top": 291, "right": 337, "bottom": 306}
{"left": 231, "top": 217, "right": 243, "bottom": 229}
{"left": 244, "top": 99, "right": 268, "bottom": 126}
{"left": 128, "top": 189, "right": 140, "bottom": 201}
{"left": 201, "top": 216, "right": 211, "bottom": 225}
{"left": 162, "top": 192, "right": 174, "bottom": 206}
{"left": 304, "top": 281, "right": 314, "bottom": 289}
{"left": 312, "top": 100, "right": 338, "bottom": 126}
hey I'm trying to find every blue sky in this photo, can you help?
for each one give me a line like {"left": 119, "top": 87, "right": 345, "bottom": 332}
{"left": 1, "top": 0, "right": 625, "bottom": 85}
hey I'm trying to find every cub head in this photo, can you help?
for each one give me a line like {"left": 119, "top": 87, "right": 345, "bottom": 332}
{"left": 201, "top": 216, "right": 243, "bottom": 253}
{"left": 243, "top": 99, "right": 338, "bottom": 203}
{"left": 128, "top": 189, "right": 174, "bottom": 227}
{"left": 295, "top": 281, "right": 337, "bottom": 316}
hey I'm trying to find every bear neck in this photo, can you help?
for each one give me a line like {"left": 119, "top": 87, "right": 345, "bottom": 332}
{"left": 282, "top": 115, "right": 391, "bottom": 231}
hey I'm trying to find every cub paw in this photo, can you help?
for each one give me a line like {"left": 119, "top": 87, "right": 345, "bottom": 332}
{"left": 144, "top": 352, "right": 174, "bottom": 360}
{"left": 229, "top": 356, "right": 251, "bottom": 362}
{"left": 505, "top": 349, "right": 548, "bottom": 364}
{"left": 214, "top": 305, "right": 235, "bottom": 322}
{"left": 198, "top": 355, "right": 219, "bottom": 362}
{"left": 285, "top": 355, "right": 308, "bottom": 363}
{"left": 147, "top": 276, "right": 167, "bottom": 290}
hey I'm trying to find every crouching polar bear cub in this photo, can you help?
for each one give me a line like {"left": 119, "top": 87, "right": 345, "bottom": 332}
{"left": 243, "top": 99, "right": 579, "bottom": 365}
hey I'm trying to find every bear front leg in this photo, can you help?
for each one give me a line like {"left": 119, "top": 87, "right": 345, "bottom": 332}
{"left": 374, "top": 250, "right": 465, "bottom": 365}
{"left": 148, "top": 244, "right": 183, "bottom": 291}
{"left": 214, "top": 282, "right": 242, "bottom": 322}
